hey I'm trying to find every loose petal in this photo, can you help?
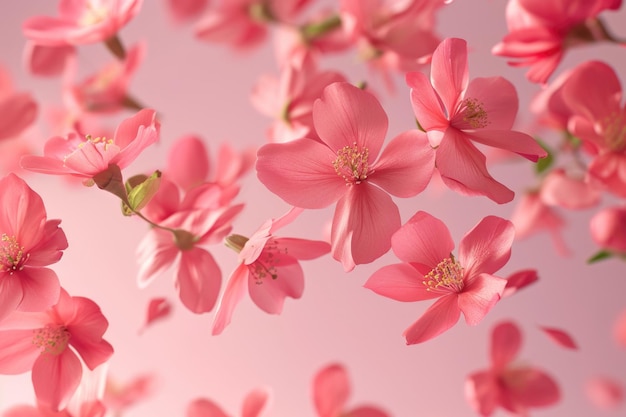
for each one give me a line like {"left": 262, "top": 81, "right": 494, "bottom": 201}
{"left": 313, "top": 363, "right": 350, "bottom": 417}
{"left": 539, "top": 326, "right": 579, "bottom": 350}
{"left": 177, "top": 248, "right": 221, "bottom": 313}
{"left": 491, "top": 321, "right": 522, "bottom": 370}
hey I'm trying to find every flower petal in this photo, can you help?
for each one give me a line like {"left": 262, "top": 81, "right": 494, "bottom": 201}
{"left": 14, "top": 267, "right": 60, "bottom": 313}
{"left": 136, "top": 229, "right": 179, "bottom": 288}
{"left": 430, "top": 38, "right": 469, "bottom": 116}
{"left": 313, "top": 363, "right": 350, "bottom": 417}
{"left": 466, "top": 130, "right": 546, "bottom": 162}
{"left": 212, "top": 264, "right": 249, "bottom": 336}
{"left": 167, "top": 135, "right": 210, "bottom": 190}
{"left": 187, "top": 398, "right": 230, "bottom": 417}
{"left": 365, "top": 263, "right": 438, "bottom": 302}
{"left": 465, "top": 371, "right": 500, "bottom": 417}
{"left": 32, "top": 350, "right": 83, "bottom": 412}
{"left": 458, "top": 273, "right": 506, "bottom": 326}
{"left": 406, "top": 71, "right": 449, "bottom": 133}
{"left": 503, "top": 269, "right": 538, "bottom": 298}
{"left": 539, "top": 326, "right": 578, "bottom": 350}
{"left": 273, "top": 237, "right": 330, "bottom": 260}
{"left": 491, "top": 321, "right": 522, "bottom": 370}
{"left": 242, "top": 387, "right": 271, "bottom": 417}
{"left": 459, "top": 216, "right": 515, "bottom": 277}
{"left": 403, "top": 295, "right": 461, "bottom": 345}
{"left": 391, "top": 211, "right": 454, "bottom": 268}
{"left": 0, "top": 329, "right": 40, "bottom": 374}
{"left": 501, "top": 367, "right": 560, "bottom": 409}
{"left": 176, "top": 248, "right": 221, "bottom": 314}
{"left": 462, "top": 76, "right": 518, "bottom": 130}
{"left": 248, "top": 256, "right": 303, "bottom": 314}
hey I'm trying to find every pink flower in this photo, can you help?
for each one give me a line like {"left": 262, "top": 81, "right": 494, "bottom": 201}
{"left": 365, "top": 211, "right": 512, "bottom": 344}
{"left": 560, "top": 61, "right": 626, "bottom": 197}
{"left": 257, "top": 82, "right": 434, "bottom": 271}
{"left": 21, "top": 108, "right": 159, "bottom": 181}
{"left": 187, "top": 388, "right": 271, "bottom": 417}
{"left": 407, "top": 38, "right": 546, "bottom": 203}
{"left": 0, "top": 174, "right": 68, "bottom": 322}
{"left": 312, "top": 363, "right": 390, "bottom": 417}
{"left": 212, "top": 207, "right": 330, "bottom": 334}
{"left": 590, "top": 206, "right": 626, "bottom": 254}
{"left": 465, "top": 321, "right": 560, "bottom": 416}
{"left": 0, "top": 289, "right": 113, "bottom": 412}
{"left": 492, "top": 0, "right": 622, "bottom": 84}
{"left": 23, "top": 0, "right": 143, "bottom": 47}
{"left": 539, "top": 168, "right": 601, "bottom": 210}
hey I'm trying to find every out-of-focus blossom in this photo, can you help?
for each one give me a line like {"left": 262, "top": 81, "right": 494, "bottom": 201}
{"left": 251, "top": 56, "right": 347, "bottom": 142}
{"left": 165, "top": 0, "right": 209, "bottom": 23}
{"left": 407, "top": 37, "right": 546, "bottom": 203}
{"left": 586, "top": 376, "right": 624, "bottom": 410}
{"left": 590, "top": 206, "right": 626, "bottom": 254}
{"left": 104, "top": 374, "right": 155, "bottom": 413}
{"left": 0, "top": 66, "right": 38, "bottom": 142}
{"left": 466, "top": 321, "right": 560, "bottom": 416}
{"left": 366, "top": 212, "right": 512, "bottom": 344}
{"left": 0, "top": 289, "right": 113, "bottom": 412}
{"left": 21, "top": 108, "right": 159, "bottom": 182}
{"left": 539, "top": 168, "right": 601, "bottom": 209}
{"left": 492, "top": 0, "right": 622, "bottom": 84}
{"left": 187, "top": 388, "right": 271, "bottom": 417}
{"left": 212, "top": 207, "right": 330, "bottom": 334}
{"left": 0, "top": 173, "right": 68, "bottom": 323}
{"left": 614, "top": 309, "right": 626, "bottom": 348}
{"left": 257, "top": 82, "right": 434, "bottom": 271}
{"left": 23, "top": 0, "right": 143, "bottom": 47}
{"left": 23, "top": 43, "right": 76, "bottom": 77}
{"left": 312, "top": 363, "right": 390, "bottom": 417}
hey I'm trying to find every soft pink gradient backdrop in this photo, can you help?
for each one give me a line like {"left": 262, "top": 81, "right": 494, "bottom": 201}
{"left": 1, "top": 1, "right": 625, "bottom": 416}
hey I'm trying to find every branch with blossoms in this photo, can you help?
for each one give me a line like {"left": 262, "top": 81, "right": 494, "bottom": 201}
{"left": 0, "top": 0, "right": 625, "bottom": 416}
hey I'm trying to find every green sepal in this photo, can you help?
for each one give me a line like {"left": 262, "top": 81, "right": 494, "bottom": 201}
{"left": 122, "top": 171, "right": 161, "bottom": 215}
{"left": 587, "top": 250, "right": 613, "bottom": 264}
{"left": 534, "top": 138, "right": 554, "bottom": 175}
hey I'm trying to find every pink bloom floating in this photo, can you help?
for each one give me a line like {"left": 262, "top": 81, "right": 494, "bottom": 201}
{"left": 21, "top": 108, "right": 159, "bottom": 181}
{"left": 0, "top": 174, "right": 68, "bottom": 323}
{"left": 466, "top": 321, "right": 560, "bottom": 416}
{"left": 257, "top": 82, "right": 434, "bottom": 271}
{"left": 187, "top": 388, "right": 271, "bottom": 417}
{"left": 492, "top": 0, "right": 622, "bottom": 84}
{"left": 212, "top": 207, "right": 330, "bottom": 334}
{"left": 313, "top": 363, "right": 390, "bottom": 417}
{"left": 407, "top": 37, "right": 546, "bottom": 203}
{"left": 365, "top": 211, "right": 512, "bottom": 344}
{"left": 0, "top": 289, "right": 113, "bottom": 412}
{"left": 23, "top": 0, "right": 143, "bottom": 47}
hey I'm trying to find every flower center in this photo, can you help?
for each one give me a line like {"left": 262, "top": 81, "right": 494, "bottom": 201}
{"left": 0, "top": 234, "right": 28, "bottom": 274}
{"left": 33, "top": 325, "right": 71, "bottom": 355}
{"left": 79, "top": 1, "right": 109, "bottom": 26}
{"left": 82, "top": 134, "right": 114, "bottom": 151}
{"left": 249, "top": 240, "right": 286, "bottom": 284}
{"left": 459, "top": 98, "right": 489, "bottom": 129}
{"left": 333, "top": 143, "right": 369, "bottom": 185}
{"left": 603, "top": 111, "right": 626, "bottom": 152}
{"left": 423, "top": 257, "right": 464, "bottom": 293}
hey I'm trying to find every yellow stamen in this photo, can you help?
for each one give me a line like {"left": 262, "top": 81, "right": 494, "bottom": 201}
{"left": 423, "top": 257, "right": 464, "bottom": 293}
{"left": 461, "top": 98, "right": 489, "bottom": 129}
{"left": 0, "top": 234, "right": 27, "bottom": 274}
{"left": 32, "top": 325, "right": 71, "bottom": 355}
{"left": 333, "top": 142, "right": 369, "bottom": 185}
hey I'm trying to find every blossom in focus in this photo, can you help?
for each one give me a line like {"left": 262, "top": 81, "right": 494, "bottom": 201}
{"left": 0, "top": 289, "right": 114, "bottom": 412}
{"left": 590, "top": 206, "right": 626, "bottom": 254}
{"left": 465, "top": 321, "right": 560, "bottom": 416}
{"left": 212, "top": 207, "right": 330, "bottom": 334}
{"left": 492, "top": 0, "right": 622, "bottom": 84}
{"left": 257, "top": 82, "right": 434, "bottom": 271}
{"left": 312, "top": 363, "right": 390, "bottom": 417}
{"left": 21, "top": 108, "right": 159, "bottom": 181}
{"left": 0, "top": 173, "right": 68, "bottom": 323}
{"left": 365, "top": 211, "right": 512, "bottom": 344}
{"left": 407, "top": 37, "right": 546, "bottom": 203}
{"left": 23, "top": 0, "right": 143, "bottom": 47}
{"left": 187, "top": 388, "right": 271, "bottom": 417}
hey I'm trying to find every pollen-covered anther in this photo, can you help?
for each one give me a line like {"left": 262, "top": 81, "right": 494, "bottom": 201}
{"left": 603, "top": 112, "right": 626, "bottom": 151}
{"left": 249, "top": 241, "right": 282, "bottom": 284}
{"left": 33, "top": 325, "right": 71, "bottom": 355}
{"left": 461, "top": 98, "right": 489, "bottom": 129}
{"left": 423, "top": 257, "right": 464, "bottom": 293}
{"left": 0, "top": 234, "right": 28, "bottom": 274}
{"left": 333, "top": 142, "right": 369, "bottom": 185}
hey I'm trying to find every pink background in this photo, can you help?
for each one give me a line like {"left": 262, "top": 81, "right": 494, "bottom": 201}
{"left": 1, "top": 1, "right": 625, "bottom": 416}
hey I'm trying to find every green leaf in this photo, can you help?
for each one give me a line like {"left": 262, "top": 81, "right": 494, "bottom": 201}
{"left": 587, "top": 250, "right": 613, "bottom": 264}
{"left": 534, "top": 138, "right": 554, "bottom": 174}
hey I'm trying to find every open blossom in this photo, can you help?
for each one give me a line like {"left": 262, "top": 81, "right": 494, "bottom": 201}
{"left": 257, "top": 82, "right": 434, "bottom": 271}
{"left": 407, "top": 37, "right": 546, "bottom": 203}
{"left": 466, "top": 321, "right": 560, "bottom": 416}
{"left": 0, "top": 174, "right": 68, "bottom": 323}
{"left": 0, "top": 289, "right": 113, "bottom": 412}
{"left": 365, "top": 211, "right": 512, "bottom": 344}
{"left": 212, "top": 207, "right": 330, "bottom": 335}
{"left": 313, "top": 363, "right": 390, "bottom": 417}
{"left": 492, "top": 0, "right": 622, "bottom": 84}
{"left": 187, "top": 388, "right": 271, "bottom": 417}
{"left": 23, "top": 0, "right": 143, "bottom": 47}
{"left": 560, "top": 61, "right": 626, "bottom": 197}
{"left": 21, "top": 108, "right": 159, "bottom": 181}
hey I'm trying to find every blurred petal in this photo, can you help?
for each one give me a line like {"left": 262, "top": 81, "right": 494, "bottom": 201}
{"left": 177, "top": 248, "right": 221, "bottom": 313}
{"left": 490, "top": 321, "right": 522, "bottom": 370}
{"left": 539, "top": 326, "right": 578, "bottom": 350}
{"left": 313, "top": 363, "right": 350, "bottom": 417}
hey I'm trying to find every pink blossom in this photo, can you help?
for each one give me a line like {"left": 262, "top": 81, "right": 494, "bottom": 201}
{"left": 539, "top": 168, "right": 601, "bottom": 210}
{"left": 492, "top": 0, "right": 622, "bottom": 84}
{"left": 0, "top": 174, "right": 68, "bottom": 322}
{"left": 407, "top": 38, "right": 546, "bottom": 203}
{"left": 586, "top": 376, "right": 624, "bottom": 410}
{"left": 0, "top": 289, "right": 113, "bottom": 412}
{"left": 466, "top": 321, "right": 560, "bottom": 416}
{"left": 560, "top": 61, "right": 626, "bottom": 197}
{"left": 212, "top": 207, "right": 330, "bottom": 335}
{"left": 23, "top": 0, "right": 143, "bottom": 47}
{"left": 187, "top": 388, "right": 271, "bottom": 417}
{"left": 257, "top": 82, "right": 434, "bottom": 271}
{"left": 365, "top": 211, "right": 512, "bottom": 344}
{"left": 21, "top": 108, "right": 159, "bottom": 181}
{"left": 590, "top": 206, "right": 626, "bottom": 254}
{"left": 312, "top": 363, "right": 390, "bottom": 417}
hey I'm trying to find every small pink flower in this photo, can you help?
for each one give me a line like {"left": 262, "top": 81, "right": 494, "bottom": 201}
{"left": 0, "top": 289, "right": 113, "bottom": 412}
{"left": 0, "top": 66, "right": 38, "bottom": 142}
{"left": 0, "top": 174, "right": 68, "bottom": 322}
{"left": 187, "top": 388, "right": 271, "bottom": 417}
{"left": 312, "top": 363, "right": 390, "bottom": 417}
{"left": 590, "top": 206, "right": 626, "bottom": 254}
{"left": 407, "top": 37, "right": 546, "bottom": 203}
{"left": 212, "top": 207, "right": 330, "bottom": 334}
{"left": 492, "top": 0, "right": 622, "bottom": 84}
{"left": 466, "top": 321, "right": 560, "bottom": 416}
{"left": 257, "top": 82, "right": 435, "bottom": 271}
{"left": 365, "top": 211, "right": 512, "bottom": 344}
{"left": 23, "top": 0, "right": 143, "bottom": 46}
{"left": 21, "top": 108, "right": 159, "bottom": 181}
